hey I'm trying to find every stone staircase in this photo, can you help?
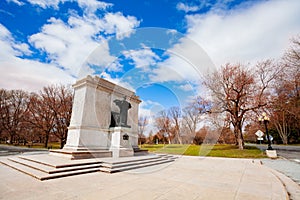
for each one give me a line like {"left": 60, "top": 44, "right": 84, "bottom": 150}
{"left": 0, "top": 154, "right": 176, "bottom": 180}
{"left": 99, "top": 154, "right": 176, "bottom": 173}
{"left": 0, "top": 155, "right": 102, "bottom": 181}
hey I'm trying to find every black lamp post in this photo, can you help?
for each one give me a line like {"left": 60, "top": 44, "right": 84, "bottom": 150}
{"left": 258, "top": 112, "right": 273, "bottom": 150}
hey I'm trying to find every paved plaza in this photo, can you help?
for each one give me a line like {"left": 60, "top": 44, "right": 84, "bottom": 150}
{"left": 1, "top": 155, "right": 299, "bottom": 200}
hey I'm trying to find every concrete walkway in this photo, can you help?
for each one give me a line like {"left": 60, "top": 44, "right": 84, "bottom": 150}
{"left": 0, "top": 155, "right": 296, "bottom": 200}
{"left": 261, "top": 158, "right": 300, "bottom": 184}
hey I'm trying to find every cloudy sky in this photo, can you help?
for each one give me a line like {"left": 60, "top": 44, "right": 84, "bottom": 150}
{"left": 1, "top": 0, "right": 300, "bottom": 123}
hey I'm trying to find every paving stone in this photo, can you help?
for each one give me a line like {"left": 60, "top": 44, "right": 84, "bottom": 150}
{"left": 0, "top": 155, "right": 290, "bottom": 200}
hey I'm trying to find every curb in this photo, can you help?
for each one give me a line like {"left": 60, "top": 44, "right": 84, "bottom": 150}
{"left": 261, "top": 164, "right": 300, "bottom": 200}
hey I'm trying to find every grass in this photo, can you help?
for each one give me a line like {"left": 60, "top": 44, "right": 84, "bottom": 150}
{"left": 27, "top": 142, "right": 61, "bottom": 149}
{"left": 141, "top": 144, "right": 266, "bottom": 158}
{"left": 2, "top": 142, "right": 266, "bottom": 158}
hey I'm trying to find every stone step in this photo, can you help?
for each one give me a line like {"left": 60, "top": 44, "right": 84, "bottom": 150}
{"left": 8, "top": 157, "right": 102, "bottom": 174}
{"left": 101, "top": 157, "right": 169, "bottom": 169}
{"left": 1, "top": 158, "right": 46, "bottom": 180}
{"left": 157, "top": 154, "right": 178, "bottom": 159}
{"left": 134, "top": 150, "right": 149, "bottom": 156}
{"left": 18, "top": 155, "right": 102, "bottom": 168}
{"left": 133, "top": 147, "right": 148, "bottom": 156}
{"left": 99, "top": 158, "right": 174, "bottom": 173}
{"left": 0, "top": 158, "right": 100, "bottom": 181}
{"left": 100, "top": 154, "right": 165, "bottom": 165}
{"left": 0, "top": 154, "right": 178, "bottom": 180}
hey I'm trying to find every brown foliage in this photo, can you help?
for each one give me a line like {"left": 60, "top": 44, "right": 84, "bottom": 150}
{"left": 155, "top": 110, "right": 172, "bottom": 144}
{"left": 204, "top": 62, "right": 277, "bottom": 149}
{"left": 269, "top": 36, "right": 300, "bottom": 144}
{"left": 0, "top": 89, "right": 29, "bottom": 144}
{"left": 0, "top": 85, "right": 72, "bottom": 148}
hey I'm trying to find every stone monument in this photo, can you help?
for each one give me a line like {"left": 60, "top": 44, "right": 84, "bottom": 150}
{"left": 50, "top": 75, "right": 142, "bottom": 159}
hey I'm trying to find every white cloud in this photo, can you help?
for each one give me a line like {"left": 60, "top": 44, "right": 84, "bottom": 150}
{"left": 0, "top": 24, "right": 74, "bottom": 91}
{"left": 150, "top": 0, "right": 300, "bottom": 96}
{"left": 77, "top": 0, "right": 112, "bottom": 14}
{"left": 178, "top": 83, "right": 193, "bottom": 91}
{"left": 149, "top": 36, "right": 216, "bottom": 83}
{"left": 149, "top": 59, "right": 184, "bottom": 83}
{"left": 1, "top": 1, "right": 140, "bottom": 92}
{"left": 123, "top": 47, "right": 160, "bottom": 70}
{"left": 26, "top": 0, "right": 112, "bottom": 11}
{"left": 100, "top": 12, "right": 140, "bottom": 40}
{"left": 185, "top": 0, "right": 300, "bottom": 67}
{"left": 0, "top": 58, "right": 75, "bottom": 91}
{"left": 0, "top": 24, "right": 31, "bottom": 59}
{"left": 29, "top": 16, "right": 100, "bottom": 76}
{"left": 6, "top": 0, "right": 24, "bottom": 6}
{"left": 29, "top": 11, "right": 140, "bottom": 77}
{"left": 27, "top": 0, "right": 62, "bottom": 9}
{"left": 84, "top": 39, "right": 121, "bottom": 75}
{"left": 140, "top": 100, "right": 164, "bottom": 114}
{"left": 0, "top": 25, "right": 17, "bottom": 60}
{"left": 100, "top": 71, "right": 135, "bottom": 92}
{"left": 176, "top": 2, "right": 200, "bottom": 13}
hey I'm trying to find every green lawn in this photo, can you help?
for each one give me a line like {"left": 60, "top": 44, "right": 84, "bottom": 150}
{"left": 2, "top": 142, "right": 266, "bottom": 158}
{"left": 141, "top": 144, "right": 266, "bottom": 158}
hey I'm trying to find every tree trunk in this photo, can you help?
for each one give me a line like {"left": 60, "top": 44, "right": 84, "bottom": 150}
{"left": 178, "top": 135, "right": 182, "bottom": 145}
{"left": 60, "top": 139, "right": 65, "bottom": 149}
{"left": 9, "top": 134, "right": 13, "bottom": 144}
{"left": 274, "top": 120, "right": 289, "bottom": 145}
{"left": 234, "top": 125, "right": 244, "bottom": 150}
{"left": 60, "top": 137, "right": 67, "bottom": 149}
{"left": 237, "top": 138, "right": 243, "bottom": 150}
{"left": 282, "top": 135, "right": 288, "bottom": 145}
{"left": 175, "top": 129, "right": 182, "bottom": 144}
{"left": 44, "top": 133, "right": 49, "bottom": 148}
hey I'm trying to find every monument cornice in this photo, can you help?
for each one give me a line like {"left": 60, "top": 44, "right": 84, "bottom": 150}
{"left": 94, "top": 76, "right": 141, "bottom": 104}
{"left": 72, "top": 76, "right": 141, "bottom": 103}
{"left": 72, "top": 75, "right": 97, "bottom": 90}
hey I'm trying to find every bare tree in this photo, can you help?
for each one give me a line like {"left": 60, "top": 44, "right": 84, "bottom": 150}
{"left": 155, "top": 110, "right": 172, "bottom": 144}
{"left": 0, "top": 89, "right": 6, "bottom": 139}
{"left": 28, "top": 92, "right": 55, "bottom": 148}
{"left": 0, "top": 89, "right": 29, "bottom": 144}
{"left": 27, "top": 85, "right": 72, "bottom": 148}
{"left": 270, "top": 36, "right": 300, "bottom": 143}
{"left": 169, "top": 106, "right": 182, "bottom": 144}
{"left": 204, "top": 62, "right": 277, "bottom": 149}
{"left": 283, "top": 36, "right": 300, "bottom": 138}
{"left": 138, "top": 115, "right": 148, "bottom": 145}
{"left": 51, "top": 85, "right": 73, "bottom": 149}
{"left": 182, "top": 96, "right": 210, "bottom": 143}
{"left": 270, "top": 78, "right": 291, "bottom": 144}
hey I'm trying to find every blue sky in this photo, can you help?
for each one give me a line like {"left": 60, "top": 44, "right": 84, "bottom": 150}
{"left": 1, "top": 0, "right": 300, "bottom": 123}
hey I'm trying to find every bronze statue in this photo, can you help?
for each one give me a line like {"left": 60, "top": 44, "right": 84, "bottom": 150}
{"left": 112, "top": 96, "right": 131, "bottom": 127}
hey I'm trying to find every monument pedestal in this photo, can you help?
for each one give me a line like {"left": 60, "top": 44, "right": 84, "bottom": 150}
{"left": 50, "top": 76, "right": 142, "bottom": 160}
{"left": 266, "top": 150, "right": 277, "bottom": 159}
{"left": 109, "top": 127, "right": 134, "bottom": 158}
{"left": 50, "top": 126, "right": 112, "bottom": 159}
{"left": 49, "top": 149, "right": 112, "bottom": 160}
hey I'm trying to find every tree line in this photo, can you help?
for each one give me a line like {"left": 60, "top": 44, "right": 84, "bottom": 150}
{"left": 139, "top": 36, "right": 300, "bottom": 149}
{"left": 0, "top": 85, "right": 72, "bottom": 149}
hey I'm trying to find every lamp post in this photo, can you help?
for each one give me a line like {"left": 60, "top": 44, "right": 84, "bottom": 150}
{"left": 258, "top": 112, "right": 273, "bottom": 150}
